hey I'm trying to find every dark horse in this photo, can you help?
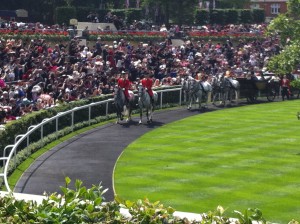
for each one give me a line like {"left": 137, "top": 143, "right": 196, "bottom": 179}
{"left": 138, "top": 84, "right": 158, "bottom": 124}
{"left": 114, "top": 86, "right": 134, "bottom": 124}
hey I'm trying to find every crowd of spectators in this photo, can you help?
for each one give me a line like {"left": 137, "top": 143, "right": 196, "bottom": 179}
{"left": 0, "top": 20, "right": 293, "bottom": 127}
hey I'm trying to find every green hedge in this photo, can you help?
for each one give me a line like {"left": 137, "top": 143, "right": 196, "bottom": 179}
{"left": 225, "top": 9, "right": 239, "bottom": 24}
{"left": 195, "top": 9, "right": 265, "bottom": 25}
{"left": 0, "top": 87, "right": 180, "bottom": 160}
{"left": 195, "top": 9, "right": 209, "bottom": 25}
{"left": 210, "top": 9, "right": 225, "bottom": 25}
{"left": 252, "top": 9, "right": 265, "bottom": 24}
{"left": 0, "top": 176, "right": 272, "bottom": 223}
{"left": 55, "top": 6, "right": 77, "bottom": 25}
{"left": 239, "top": 9, "right": 253, "bottom": 24}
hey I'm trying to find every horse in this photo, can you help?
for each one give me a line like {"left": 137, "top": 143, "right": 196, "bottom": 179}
{"left": 181, "top": 77, "right": 191, "bottom": 104}
{"left": 186, "top": 78, "right": 212, "bottom": 110}
{"left": 219, "top": 75, "right": 240, "bottom": 107}
{"left": 137, "top": 84, "right": 158, "bottom": 124}
{"left": 210, "top": 74, "right": 223, "bottom": 105}
{"left": 113, "top": 86, "right": 135, "bottom": 124}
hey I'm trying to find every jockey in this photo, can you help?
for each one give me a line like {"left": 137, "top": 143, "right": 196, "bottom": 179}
{"left": 141, "top": 73, "right": 154, "bottom": 104}
{"left": 117, "top": 71, "right": 131, "bottom": 104}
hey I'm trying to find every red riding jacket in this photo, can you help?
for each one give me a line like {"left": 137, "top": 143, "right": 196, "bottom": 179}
{"left": 141, "top": 77, "right": 153, "bottom": 97}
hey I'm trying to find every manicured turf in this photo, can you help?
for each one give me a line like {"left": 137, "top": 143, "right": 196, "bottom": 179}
{"left": 114, "top": 100, "right": 300, "bottom": 223}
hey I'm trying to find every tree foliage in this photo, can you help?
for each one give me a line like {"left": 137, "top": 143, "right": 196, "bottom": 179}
{"left": 266, "top": 0, "right": 300, "bottom": 74}
{"left": 217, "top": 0, "right": 250, "bottom": 9}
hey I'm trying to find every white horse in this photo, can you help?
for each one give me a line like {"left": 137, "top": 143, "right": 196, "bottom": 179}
{"left": 219, "top": 76, "right": 240, "bottom": 106}
{"left": 114, "top": 86, "right": 135, "bottom": 124}
{"left": 186, "top": 78, "right": 212, "bottom": 110}
{"left": 181, "top": 77, "right": 190, "bottom": 104}
{"left": 211, "top": 73, "right": 225, "bottom": 105}
{"left": 138, "top": 84, "right": 158, "bottom": 124}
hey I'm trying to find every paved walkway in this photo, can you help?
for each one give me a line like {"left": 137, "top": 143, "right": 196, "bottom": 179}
{"left": 15, "top": 107, "right": 209, "bottom": 201}
{"left": 14, "top": 99, "right": 261, "bottom": 201}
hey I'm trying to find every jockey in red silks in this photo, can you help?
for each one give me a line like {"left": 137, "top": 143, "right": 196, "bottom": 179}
{"left": 141, "top": 73, "right": 154, "bottom": 104}
{"left": 117, "top": 71, "right": 131, "bottom": 104}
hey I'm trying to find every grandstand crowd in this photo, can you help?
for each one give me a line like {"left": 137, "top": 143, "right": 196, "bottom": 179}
{"left": 0, "top": 21, "right": 297, "bottom": 126}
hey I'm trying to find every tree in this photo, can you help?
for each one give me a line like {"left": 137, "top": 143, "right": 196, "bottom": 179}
{"left": 266, "top": 0, "right": 300, "bottom": 74}
{"left": 217, "top": 0, "right": 250, "bottom": 9}
{"left": 141, "top": 0, "right": 197, "bottom": 26}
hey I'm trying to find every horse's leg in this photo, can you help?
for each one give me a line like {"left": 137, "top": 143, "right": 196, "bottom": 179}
{"left": 207, "top": 91, "right": 211, "bottom": 104}
{"left": 221, "top": 92, "right": 226, "bottom": 107}
{"left": 205, "top": 92, "right": 211, "bottom": 108}
{"left": 235, "top": 90, "right": 239, "bottom": 105}
{"left": 149, "top": 106, "right": 153, "bottom": 123}
{"left": 139, "top": 106, "right": 143, "bottom": 124}
{"left": 187, "top": 96, "right": 192, "bottom": 110}
{"left": 146, "top": 108, "right": 150, "bottom": 124}
{"left": 116, "top": 111, "right": 120, "bottom": 124}
{"left": 218, "top": 92, "right": 223, "bottom": 105}
{"left": 126, "top": 106, "right": 131, "bottom": 123}
{"left": 198, "top": 94, "right": 201, "bottom": 110}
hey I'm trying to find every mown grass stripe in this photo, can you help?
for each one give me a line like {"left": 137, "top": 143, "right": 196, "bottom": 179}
{"left": 114, "top": 100, "right": 300, "bottom": 223}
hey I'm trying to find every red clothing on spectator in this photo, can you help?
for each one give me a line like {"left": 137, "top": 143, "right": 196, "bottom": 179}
{"left": 280, "top": 78, "right": 290, "bottom": 89}
{"left": 141, "top": 77, "right": 153, "bottom": 97}
{"left": 0, "top": 79, "right": 6, "bottom": 88}
{"left": 118, "top": 78, "right": 131, "bottom": 99}
{"left": 107, "top": 49, "right": 116, "bottom": 68}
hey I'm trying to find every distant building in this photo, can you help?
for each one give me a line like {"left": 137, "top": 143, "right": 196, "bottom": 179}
{"left": 0, "top": 9, "right": 28, "bottom": 22}
{"left": 248, "top": 0, "right": 288, "bottom": 22}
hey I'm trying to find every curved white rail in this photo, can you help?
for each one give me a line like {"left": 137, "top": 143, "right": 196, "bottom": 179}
{"left": 0, "top": 87, "right": 182, "bottom": 191}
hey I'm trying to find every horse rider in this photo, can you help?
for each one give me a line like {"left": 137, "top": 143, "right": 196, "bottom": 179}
{"left": 197, "top": 72, "right": 208, "bottom": 92}
{"left": 117, "top": 71, "right": 131, "bottom": 105}
{"left": 141, "top": 73, "right": 154, "bottom": 104}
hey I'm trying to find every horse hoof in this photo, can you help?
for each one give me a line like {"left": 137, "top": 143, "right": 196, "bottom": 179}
{"left": 147, "top": 120, "right": 150, "bottom": 124}
{"left": 139, "top": 121, "right": 142, "bottom": 125}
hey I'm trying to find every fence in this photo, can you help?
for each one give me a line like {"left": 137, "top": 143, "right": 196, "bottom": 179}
{"left": 0, "top": 87, "right": 182, "bottom": 192}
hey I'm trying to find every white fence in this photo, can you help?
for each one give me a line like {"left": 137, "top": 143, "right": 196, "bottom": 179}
{"left": 0, "top": 87, "right": 182, "bottom": 192}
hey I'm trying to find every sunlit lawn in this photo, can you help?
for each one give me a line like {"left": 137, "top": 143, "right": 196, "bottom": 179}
{"left": 114, "top": 100, "right": 300, "bottom": 223}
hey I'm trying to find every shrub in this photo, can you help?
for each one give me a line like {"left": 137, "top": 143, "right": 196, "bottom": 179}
{"left": 0, "top": 177, "right": 281, "bottom": 223}
{"left": 252, "top": 9, "right": 265, "bottom": 24}
{"left": 225, "top": 9, "right": 239, "bottom": 24}
{"left": 210, "top": 9, "right": 225, "bottom": 25}
{"left": 55, "top": 6, "right": 77, "bottom": 25}
{"left": 195, "top": 9, "right": 209, "bottom": 25}
{"left": 239, "top": 9, "right": 252, "bottom": 24}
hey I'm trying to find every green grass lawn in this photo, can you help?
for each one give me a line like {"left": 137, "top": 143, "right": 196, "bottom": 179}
{"left": 114, "top": 100, "right": 300, "bottom": 223}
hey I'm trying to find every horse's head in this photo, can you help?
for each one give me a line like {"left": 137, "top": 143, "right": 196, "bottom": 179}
{"left": 181, "top": 78, "right": 189, "bottom": 90}
{"left": 138, "top": 84, "right": 145, "bottom": 97}
{"left": 114, "top": 85, "right": 125, "bottom": 102}
{"left": 114, "top": 85, "right": 120, "bottom": 96}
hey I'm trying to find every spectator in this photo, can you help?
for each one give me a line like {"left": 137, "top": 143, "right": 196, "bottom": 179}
{"left": 280, "top": 75, "right": 291, "bottom": 101}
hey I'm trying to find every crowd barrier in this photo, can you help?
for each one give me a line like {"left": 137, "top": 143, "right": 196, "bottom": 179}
{"left": 0, "top": 87, "right": 182, "bottom": 192}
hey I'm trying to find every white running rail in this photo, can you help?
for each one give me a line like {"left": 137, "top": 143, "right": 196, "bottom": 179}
{"left": 0, "top": 87, "right": 182, "bottom": 191}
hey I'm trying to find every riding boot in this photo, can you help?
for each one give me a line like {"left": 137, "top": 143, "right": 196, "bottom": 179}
{"left": 151, "top": 96, "right": 154, "bottom": 105}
